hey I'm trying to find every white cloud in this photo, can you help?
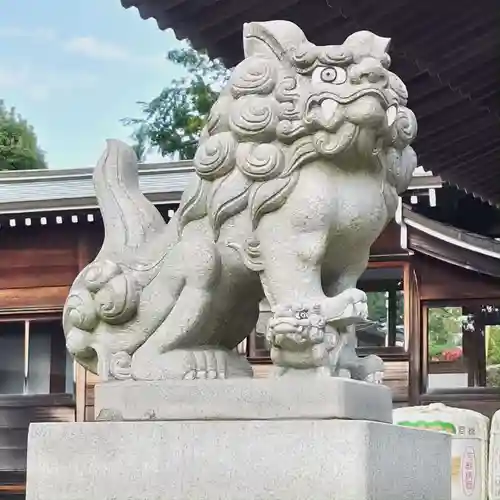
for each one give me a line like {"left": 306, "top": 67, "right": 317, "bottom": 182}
{"left": 64, "top": 35, "right": 165, "bottom": 68}
{"left": 0, "top": 65, "right": 98, "bottom": 101}
{"left": 0, "top": 26, "right": 56, "bottom": 41}
{"left": 0, "top": 26, "right": 165, "bottom": 69}
{"left": 65, "top": 36, "right": 130, "bottom": 61}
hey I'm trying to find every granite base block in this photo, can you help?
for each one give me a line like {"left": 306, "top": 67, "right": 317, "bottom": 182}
{"left": 26, "top": 419, "right": 451, "bottom": 500}
{"left": 95, "top": 377, "right": 393, "bottom": 423}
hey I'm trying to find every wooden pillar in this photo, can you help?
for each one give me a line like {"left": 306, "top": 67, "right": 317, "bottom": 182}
{"left": 75, "top": 364, "right": 87, "bottom": 422}
{"left": 463, "top": 306, "right": 486, "bottom": 388}
{"left": 74, "top": 232, "right": 93, "bottom": 422}
{"left": 387, "top": 288, "right": 398, "bottom": 347}
{"left": 407, "top": 263, "right": 422, "bottom": 406}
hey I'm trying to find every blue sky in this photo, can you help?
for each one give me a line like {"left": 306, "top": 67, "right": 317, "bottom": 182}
{"left": 0, "top": 0, "right": 185, "bottom": 168}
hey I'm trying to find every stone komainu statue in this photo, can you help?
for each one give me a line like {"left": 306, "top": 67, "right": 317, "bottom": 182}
{"left": 63, "top": 21, "right": 417, "bottom": 381}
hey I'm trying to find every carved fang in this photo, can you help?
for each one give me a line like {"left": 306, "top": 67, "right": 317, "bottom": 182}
{"left": 386, "top": 105, "right": 398, "bottom": 127}
{"left": 321, "top": 99, "right": 338, "bottom": 122}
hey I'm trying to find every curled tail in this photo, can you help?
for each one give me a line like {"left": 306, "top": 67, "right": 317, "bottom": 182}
{"left": 63, "top": 140, "right": 173, "bottom": 374}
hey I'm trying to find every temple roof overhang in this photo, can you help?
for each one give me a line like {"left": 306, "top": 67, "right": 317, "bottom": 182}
{"left": 120, "top": 0, "right": 500, "bottom": 205}
{"left": 403, "top": 205, "right": 500, "bottom": 278}
{"left": 0, "top": 162, "right": 439, "bottom": 215}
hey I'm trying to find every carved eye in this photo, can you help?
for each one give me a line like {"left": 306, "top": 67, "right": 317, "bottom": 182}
{"left": 296, "top": 310, "right": 309, "bottom": 320}
{"left": 312, "top": 66, "right": 347, "bottom": 85}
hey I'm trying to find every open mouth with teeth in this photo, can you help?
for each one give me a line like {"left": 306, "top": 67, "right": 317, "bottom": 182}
{"left": 305, "top": 96, "right": 343, "bottom": 130}
{"left": 305, "top": 89, "right": 398, "bottom": 131}
{"left": 303, "top": 89, "right": 400, "bottom": 159}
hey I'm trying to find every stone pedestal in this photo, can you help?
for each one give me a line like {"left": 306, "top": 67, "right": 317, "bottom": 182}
{"left": 94, "top": 377, "right": 393, "bottom": 423}
{"left": 26, "top": 379, "right": 451, "bottom": 500}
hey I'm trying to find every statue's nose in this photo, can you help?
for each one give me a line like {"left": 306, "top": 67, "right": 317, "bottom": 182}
{"left": 349, "top": 58, "right": 386, "bottom": 85}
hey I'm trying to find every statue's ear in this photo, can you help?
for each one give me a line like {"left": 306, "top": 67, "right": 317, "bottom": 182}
{"left": 343, "top": 31, "right": 391, "bottom": 60}
{"left": 243, "top": 21, "right": 307, "bottom": 62}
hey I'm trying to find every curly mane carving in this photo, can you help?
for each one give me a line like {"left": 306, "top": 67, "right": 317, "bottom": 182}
{"left": 177, "top": 22, "right": 416, "bottom": 249}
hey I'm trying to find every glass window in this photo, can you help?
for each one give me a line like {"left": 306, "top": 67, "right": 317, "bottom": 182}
{"left": 0, "top": 322, "right": 25, "bottom": 394}
{"left": 357, "top": 267, "right": 405, "bottom": 348}
{"left": 28, "top": 320, "right": 73, "bottom": 395}
{"left": 426, "top": 304, "right": 500, "bottom": 391}
{"left": 27, "top": 325, "right": 52, "bottom": 394}
{"left": 0, "top": 318, "right": 74, "bottom": 396}
{"left": 427, "top": 306, "right": 467, "bottom": 390}
{"left": 486, "top": 324, "right": 500, "bottom": 387}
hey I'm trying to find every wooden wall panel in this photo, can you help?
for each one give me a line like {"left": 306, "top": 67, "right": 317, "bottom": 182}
{"left": 0, "top": 224, "right": 104, "bottom": 314}
{"left": 0, "top": 262, "right": 77, "bottom": 290}
{"left": 90, "top": 229, "right": 103, "bottom": 260}
{"left": 0, "top": 286, "right": 69, "bottom": 311}
{"left": 371, "top": 221, "right": 402, "bottom": 256}
{"left": 0, "top": 227, "right": 80, "bottom": 290}
{"left": 0, "top": 224, "right": 94, "bottom": 313}
{"left": 384, "top": 361, "right": 409, "bottom": 402}
{"left": 415, "top": 254, "right": 500, "bottom": 301}
{"left": 0, "top": 395, "right": 74, "bottom": 485}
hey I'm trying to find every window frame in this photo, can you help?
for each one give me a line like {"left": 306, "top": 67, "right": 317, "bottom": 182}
{"left": 356, "top": 261, "right": 409, "bottom": 358}
{"left": 0, "top": 310, "right": 75, "bottom": 397}
{"left": 421, "top": 298, "right": 500, "bottom": 396}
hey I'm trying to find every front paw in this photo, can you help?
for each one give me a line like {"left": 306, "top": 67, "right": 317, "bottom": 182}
{"left": 267, "top": 304, "right": 329, "bottom": 370}
{"left": 267, "top": 304, "right": 326, "bottom": 350}
{"left": 322, "top": 288, "right": 368, "bottom": 327}
{"left": 131, "top": 347, "right": 253, "bottom": 380}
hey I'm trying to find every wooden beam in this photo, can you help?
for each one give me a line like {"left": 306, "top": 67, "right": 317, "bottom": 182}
{"left": 0, "top": 287, "right": 69, "bottom": 311}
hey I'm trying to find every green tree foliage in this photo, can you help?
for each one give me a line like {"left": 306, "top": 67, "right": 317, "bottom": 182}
{"left": 428, "top": 307, "right": 462, "bottom": 358}
{"left": 0, "top": 101, "right": 46, "bottom": 170}
{"left": 367, "top": 292, "right": 386, "bottom": 323}
{"left": 124, "top": 45, "right": 229, "bottom": 160}
{"left": 486, "top": 325, "right": 500, "bottom": 386}
{"left": 366, "top": 290, "right": 404, "bottom": 325}
{"left": 487, "top": 325, "right": 500, "bottom": 365}
{"left": 130, "top": 123, "right": 150, "bottom": 163}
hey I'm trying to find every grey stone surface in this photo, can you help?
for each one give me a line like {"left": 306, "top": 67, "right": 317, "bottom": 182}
{"left": 95, "top": 377, "right": 393, "bottom": 423}
{"left": 26, "top": 419, "right": 451, "bottom": 500}
{"left": 62, "top": 20, "right": 417, "bottom": 383}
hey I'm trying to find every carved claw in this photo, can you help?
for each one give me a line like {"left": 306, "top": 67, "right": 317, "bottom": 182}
{"left": 130, "top": 347, "right": 253, "bottom": 380}
{"left": 183, "top": 350, "right": 228, "bottom": 380}
{"left": 364, "top": 370, "right": 384, "bottom": 384}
